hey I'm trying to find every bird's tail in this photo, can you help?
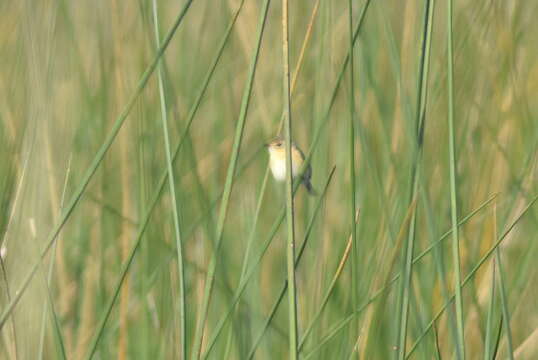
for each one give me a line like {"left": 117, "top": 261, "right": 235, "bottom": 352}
{"left": 303, "top": 179, "right": 317, "bottom": 196}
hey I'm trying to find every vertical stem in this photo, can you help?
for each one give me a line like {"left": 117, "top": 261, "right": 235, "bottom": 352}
{"left": 447, "top": 0, "right": 465, "bottom": 358}
{"left": 38, "top": 156, "right": 71, "bottom": 360}
{"left": 282, "top": 0, "right": 298, "bottom": 358}
{"left": 218, "top": 2, "right": 316, "bottom": 357}
{"left": 111, "top": 1, "right": 132, "bottom": 357}
{"left": 151, "top": 1, "right": 186, "bottom": 358}
{"left": 0, "top": 0, "right": 195, "bottom": 334}
{"left": 494, "top": 202, "right": 514, "bottom": 360}
{"left": 483, "top": 207, "right": 497, "bottom": 360}
{"left": 495, "top": 250, "right": 514, "bottom": 359}
{"left": 405, "top": 197, "right": 537, "bottom": 359}
{"left": 189, "top": 1, "right": 270, "bottom": 358}
{"left": 347, "top": 0, "right": 359, "bottom": 347}
{"left": 395, "top": 1, "right": 435, "bottom": 358}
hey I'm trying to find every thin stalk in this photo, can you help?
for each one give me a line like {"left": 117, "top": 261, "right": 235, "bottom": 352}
{"left": 78, "top": 0, "right": 246, "bottom": 354}
{"left": 395, "top": 1, "right": 435, "bottom": 358}
{"left": 201, "top": 165, "right": 321, "bottom": 359}
{"left": 347, "top": 333, "right": 362, "bottom": 360}
{"left": 397, "top": 118, "right": 421, "bottom": 359}
{"left": 113, "top": 2, "right": 132, "bottom": 357}
{"left": 433, "top": 326, "right": 442, "bottom": 360}
{"left": 0, "top": 0, "right": 195, "bottom": 331}
{"left": 346, "top": 232, "right": 362, "bottom": 360}
{"left": 190, "top": 1, "right": 271, "bottom": 358}
{"left": 221, "top": 3, "right": 319, "bottom": 355}
{"left": 281, "top": 0, "right": 298, "bottom": 357}
{"left": 221, "top": 172, "right": 269, "bottom": 359}
{"left": 447, "top": 0, "right": 465, "bottom": 357}
{"left": 361, "top": 198, "right": 418, "bottom": 357}
{"left": 0, "top": 259, "right": 17, "bottom": 359}
{"left": 171, "top": 0, "right": 361, "bottom": 303}
{"left": 37, "top": 256, "right": 68, "bottom": 360}
{"left": 349, "top": 0, "right": 398, "bottom": 246}
{"left": 246, "top": 168, "right": 336, "bottom": 360}
{"left": 80, "top": 141, "right": 252, "bottom": 360}
{"left": 82, "top": 166, "right": 176, "bottom": 359}
{"left": 420, "top": 185, "right": 459, "bottom": 348}
{"left": 495, "top": 245, "right": 514, "bottom": 359}
{"left": 306, "top": 194, "right": 534, "bottom": 360}
{"left": 37, "top": 156, "right": 71, "bottom": 360}
{"left": 151, "top": 1, "right": 186, "bottom": 358}
{"left": 36, "top": 0, "right": 244, "bottom": 356}
{"left": 347, "top": 0, "right": 359, "bottom": 335}
{"left": 272, "top": 0, "right": 319, "bottom": 136}
{"left": 298, "top": 210, "right": 360, "bottom": 352}
{"left": 298, "top": 0, "right": 371, "bottom": 184}
{"left": 301, "top": 194, "right": 497, "bottom": 357}
{"left": 483, "top": 258, "right": 496, "bottom": 360}
{"left": 290, "top": 0, "right": 320, "bottom": 96}
{"left": 491, "top": 318, "right": 503, "bottom": 359}
{"left": 405, "top": 196, "right": 538, "bottom": 358}
{"left": 0, "top": 116, "right": 34, "bottom": 358}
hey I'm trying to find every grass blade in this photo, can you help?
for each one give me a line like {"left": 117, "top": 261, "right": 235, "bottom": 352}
{"left": 281, "top": 0, "right": 299, "bottom": 358}
{"left": 491, "top": 318, "right": 503, "bottom": 360}
{"left": 79, "top": 0, "right": 246, "bottom": 355}
{"left": 0, "top": 0, "right": 195, "bottom": 332}
{"left": 301, "top": 194, "right": 496, "bottom": 358}
{"left": 82, "top": 170, "right": 172, "bottom": 359}
{"left": 246, "top": 167, "right": 336, "bottom": 359}
{"left": 298, "top": 209, "right": 360, "bottom": 352}
{"left": 446, "top": 0, "right": 465, "bottom": 357}
{"left": 221, "top": 166, "right": 271, "bottom": 359}
{"left": 347, "top": 0, "right": 359, "bottom": 339}
{"left": 484, "top": 204, "right": 498, "bottom": 360}
{"left": 433, "top": 325, "right": 442, "bottom": 360}
{"left": 190, "top": 1, "right": 272, "bottom": 358}
{"left": 151, "top": 0, "right": 187, "bottom": 358}
{"left": 304, "top": 198, "right": 419, "bottom": 359}
{"left": 37, "top": 157, "right": 71, "bottom": 360}
{"left": 483, "top": 256, "right": 496, "bottom": 359}
{"left": 495, "top": 243, "right": 514, "bottom": 359}
{"left": 201, "top": 156, "right": 333, "bottom": 358}
{"left": 395, "top": 1, "right": 435, "bottom": 358}
{"left": 405, "top": 196, "right": 538, "bottom": 358}
{"left": 220, "top": 3, "right": 320, "bottom": 356}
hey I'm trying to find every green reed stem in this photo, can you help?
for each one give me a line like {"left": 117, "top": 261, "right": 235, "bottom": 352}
{"left": 0, "top": 0, "right": 195, "bottom": 333}
{"left": 395, "top": 1, "right": 435, "bottom": 358}
{"left": 281, "top": 0, "right": 298, "bottom": 357}
{"left": 190, "top": 1, "right": 271, "bottom": 358}
{"left": 151, "top": 0, "right": 187, "bottom": 357}
{"left": 446, "top": 0, "right": 465, "bottom": 357}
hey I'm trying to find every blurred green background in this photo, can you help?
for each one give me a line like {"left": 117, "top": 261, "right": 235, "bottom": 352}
{"left": 0, "top": 0, "right": 537, "bottom": 359}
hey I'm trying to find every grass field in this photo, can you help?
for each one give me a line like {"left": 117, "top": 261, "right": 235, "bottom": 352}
{"left": 1, "top": 0, "right": 537, "bottom": 359}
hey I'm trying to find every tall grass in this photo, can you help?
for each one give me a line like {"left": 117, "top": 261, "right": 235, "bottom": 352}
{"left": 0, "top": 1, "right": 537, "bottom": 359}
{"left": 151, "top": 0, "right": 187, "bottom": 357}
{"left": 446, "top": 0, "right": 465, "bottom": 357}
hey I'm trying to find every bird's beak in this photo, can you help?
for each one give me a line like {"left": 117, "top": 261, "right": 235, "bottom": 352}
{"left": 264, "top": 143, "right": 270, "bottom": 148}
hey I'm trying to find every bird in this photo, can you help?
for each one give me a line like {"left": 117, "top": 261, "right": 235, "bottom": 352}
{"left": 265, "top": 137, "right": 316, "bottom": 195}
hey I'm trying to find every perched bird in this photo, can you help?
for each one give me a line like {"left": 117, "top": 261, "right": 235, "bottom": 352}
{"left": 265, "top": 137, "right": 316, "bottom": 195}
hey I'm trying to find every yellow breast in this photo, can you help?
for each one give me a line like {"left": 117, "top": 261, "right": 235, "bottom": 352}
{"left": 268, "top": 146, "right": 304, "bottom": 181}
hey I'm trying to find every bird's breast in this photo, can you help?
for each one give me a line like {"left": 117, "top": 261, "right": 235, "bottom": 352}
{"left": 270, "top": 157, "right": 287, "bottom": 181}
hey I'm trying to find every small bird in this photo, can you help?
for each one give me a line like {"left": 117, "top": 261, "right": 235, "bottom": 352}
{"left": 265, "top": 137, "right": 316, "bottom": 195}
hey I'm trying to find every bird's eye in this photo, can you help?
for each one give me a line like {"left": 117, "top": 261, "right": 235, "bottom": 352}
{"left": 277, "top": 142, "right": 282, "bottom": 147}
